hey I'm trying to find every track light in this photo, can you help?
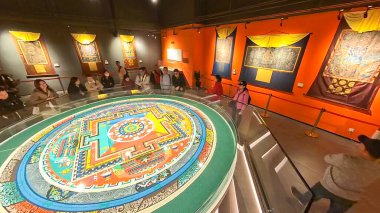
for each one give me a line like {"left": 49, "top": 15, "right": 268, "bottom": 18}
{"left": 173, "top": 28, "right": 177, "bottom": 35}
{"left": 280, "top": 17, "right": 287, "bottom": 27}
{"left": 364, "top": 6, "right": 372, "bottom": 18}
{"left": 337, "top": 9, "right": 344, "bottom": 20}
{"left": 197, "top": 28, "right": 201, "bottom": 34}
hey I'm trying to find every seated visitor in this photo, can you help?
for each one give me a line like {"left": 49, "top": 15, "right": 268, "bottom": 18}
{"left": 67, "top": 77, "right": 87, "bottom": 99}
{"left": 0, "top": 70, "right": 19, "bottom": 95}
{"left": 135, "top": 70, "right": 143, "bottom": 89}
{"left": 135, "top": 67, "right": 151, "bottom": 90}
{"left": 230, "top": 81, "right": 249, "bottom": 125}
{"left": 207, "top": 75, "right": 223, "bottom": 97}
{"left": 172, "top": 69, "right": 185, "bottom": 91}
{"left": 292, "top": 134, "right": 380, "bottom": 213}
{"left": 0, "top": 86, "right": 24, "bottom": 116}
{"left": 121, "top": 73, "right": 135, "bottom": 90}
{"left": 160, "top": 67, "right": 171, "bottom": 90}
{"left": 100, "top": 70, "right": 115, "bottom": 89}
{"left": 85, "top": 76, "right": 104, "bottom": 92}
{"left": 27, "top": 79, "right": 59, "bottom": 108}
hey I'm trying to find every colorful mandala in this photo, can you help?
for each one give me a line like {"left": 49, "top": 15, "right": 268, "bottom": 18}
{"left": 0, "top": 95, "right": 239, "bottom": 213}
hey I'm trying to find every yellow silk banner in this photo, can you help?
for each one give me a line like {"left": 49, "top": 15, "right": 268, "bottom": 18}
{"left": 247, "top": 33, "right": 309, "bottom": 47}
{"left": 34, "top": 64, "right": 46, "bottom": 73}
{"left": 9, "top": 31, "right": 40, "bottom": 41}
{"left": 344, "top": 9, "right": 380, "bottom": 33}
{"left": 120, "top": 35, "right": 134, "bottom": 42}
{"left": 71, "top": 33, "right": 96, "bottom": 44}
{"left": 216, "top": 26, "right": 237, "bottom": 39}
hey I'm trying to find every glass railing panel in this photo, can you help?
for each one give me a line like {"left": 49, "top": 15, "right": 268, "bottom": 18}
{"left": 242, "top": 109, "right": 313, "bottom": 213}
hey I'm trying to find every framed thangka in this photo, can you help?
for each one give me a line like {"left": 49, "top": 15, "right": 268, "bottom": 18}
{"left": 239, "top": 34, "right": 310, "bottom": 92}
{"left": 10, "top": 31, "right": 56, "bottom": 77}
{"left": 307, "top": 15, "right": 380, "bottom": 111}
{"left": 76, "top": 42, "right": 101, "bottom": 63}
{"left": 212, "top": 26, "right": 237, "bottom": 78}
{"left": 120, "top": 35, "right": 139, "bottom": 69}
{"left": 71, "top": 33, "right": 104, "bottom": 75}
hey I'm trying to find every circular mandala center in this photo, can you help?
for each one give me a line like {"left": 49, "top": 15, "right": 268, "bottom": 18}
{"left": 120, "top": 122, "right": 144, "bottom": 135}
{"left": 108, "top": 117, "right": 154, "bottom": 143}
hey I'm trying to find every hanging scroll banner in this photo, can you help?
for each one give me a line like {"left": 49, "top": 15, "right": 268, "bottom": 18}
{"left": 211, "top": 26, "right": 237, "bottom": 79}
{"left": 9, "top": 31, "right": 56, "bottom": 77}
{"left": 307, "top": 16, "right": 380, "bottom": 111}
{"left": 120, "top": 35, "right": 139, "bottom": 69}
{"left": 239, "top": 33, "right": 310, "bottom": 92}
{"left": 71, "top": 33, "right": 104, "bottom": 75}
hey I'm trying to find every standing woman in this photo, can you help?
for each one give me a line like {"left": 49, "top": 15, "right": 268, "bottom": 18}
{"left": 116, "top": 61, "right": 126, "bottom": 83}
{"left": 230, "top": 81, "right": 249, "bottom": 125}
{"left": 28, "top": 79, "right": 59, "bottom": 108}
{"left": 153, "top": 65, "right": 162, "bottom": 89}
{"left": 68, "top": 77, "right": 87, "bottom": 99}
{"left": 140, "top": 67, "right": 151, "bottom": 90}
{"left": 100, "top": 70, "right": 115, "bottom": 89}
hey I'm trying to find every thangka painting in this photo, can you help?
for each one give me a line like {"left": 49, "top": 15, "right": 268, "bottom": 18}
{"left": 10, "top": 31, "right": 56, "bottom": 77}
{"left": 239, "top": 35, "right": 309, "bottom": 92}
{"left": 17, "top": 40, "right": 48, "bottom": 65}
{"left": 212, "top": 28, "right": 237, "bottom": 78}
{"left": 244, "top": 46, "right": 301, "bottom": 72}
{"left": 307, "top": 20, "right": 380, "bottom": 111}
{"left": 215, "top": 37, "right": 233, "bottom": 63}
{"left": 121, "top": 41, "right": 139, "bottom": 69}
{"left": 75, "top": 41, "right": 101, "bottom": 63}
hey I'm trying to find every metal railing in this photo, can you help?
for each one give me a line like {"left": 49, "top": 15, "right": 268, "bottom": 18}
{"left": 204, "top": 77, "right": 380, "bottom": 139}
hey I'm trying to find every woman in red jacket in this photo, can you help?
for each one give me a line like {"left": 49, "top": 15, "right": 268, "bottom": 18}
{"left": 207, "top": 75, "right": 223, "bottom": 97}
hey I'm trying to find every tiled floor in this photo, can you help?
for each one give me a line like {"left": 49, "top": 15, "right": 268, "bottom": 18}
{"left": 250, "top": 107, "right": 360, "bottom": 212}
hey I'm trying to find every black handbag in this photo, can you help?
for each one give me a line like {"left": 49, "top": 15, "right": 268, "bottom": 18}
{"left": 228, "top": 100, "right": 236, "bottom": 108}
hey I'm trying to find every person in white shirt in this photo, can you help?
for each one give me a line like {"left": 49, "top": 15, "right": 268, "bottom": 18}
{"left": 116, "top": 61, "right": 126, "bottom": 84}
{"left": 140, "top": 67, "right": 151, "bottom": 90}
{"left": 160, "top": 67, "right": 171, "bottom": 90}
{"left": 135, "top": 70, "right": 143, "bottom": 89}
{"left": 85, "top": 76, "right": 103, "bottom": 91}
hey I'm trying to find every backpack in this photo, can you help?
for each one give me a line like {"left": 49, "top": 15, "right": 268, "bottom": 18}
{"left": 247, "top": 94, "right": 252, "bottom": 105}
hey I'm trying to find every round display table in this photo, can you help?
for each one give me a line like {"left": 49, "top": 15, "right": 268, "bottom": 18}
{"left": 0, "top": 94, "right": 237, "bottom": 213}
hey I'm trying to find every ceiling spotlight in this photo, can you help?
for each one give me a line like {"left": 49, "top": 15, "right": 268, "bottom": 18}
{"left": 337, "top": 9, "right": 344, "bottom": 20}
{"left": 364, "top": 6, "right": 372, "bottom": 18}
{"left": 151, "top": 0, "right": 158, "bottom": 4}
{"left": 279, "top": 17, "right": 288, "bottom": 27}
{"left": 197, "top": 28, "right": 201, "bottom": 34}
{"left": 173, "top": 28, "right": 177, "bottom": 35}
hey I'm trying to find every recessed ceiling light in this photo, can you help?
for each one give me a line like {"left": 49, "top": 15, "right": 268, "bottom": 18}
{"left": 151, "top": 0, "right": 158, "bottom": 4}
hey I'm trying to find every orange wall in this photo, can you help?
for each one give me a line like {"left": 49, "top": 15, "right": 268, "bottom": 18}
{"left": 161, "top": 10, "right": 380, "bottom": 139}
{"left": 161, "top": 28, "right": 204, "bottom": 86}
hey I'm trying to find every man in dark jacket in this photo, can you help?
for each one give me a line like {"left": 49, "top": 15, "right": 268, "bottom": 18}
{"left": 0, "top": 86, "right": 24, "bottom": 116}
{"left": 172, "top": 69, "right": 186, "bottom": 92}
